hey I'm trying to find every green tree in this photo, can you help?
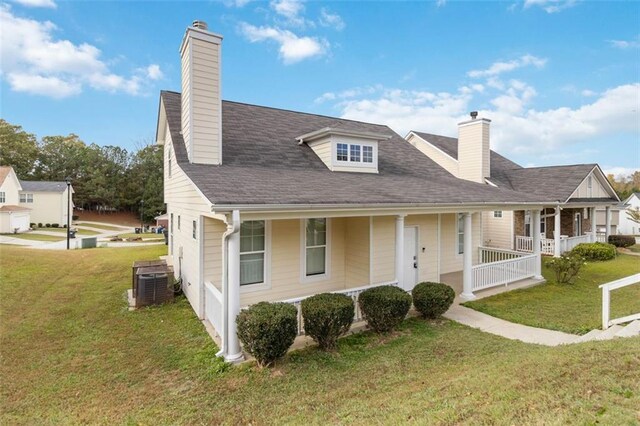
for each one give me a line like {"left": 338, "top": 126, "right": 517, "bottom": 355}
{"left": 0, "top": 119, "right": 39, "bottom": 178}
{"left": 128, "top": 144, "right": 164, "bottom": 222}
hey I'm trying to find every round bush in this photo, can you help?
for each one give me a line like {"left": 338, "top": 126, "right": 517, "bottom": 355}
{"left": 412, "top": 282, "right": 455, "bottom": 319}
{"left": 37, "top": 223, "right": 43, "bottom": 228}
{"left": 571, "top": 242, "right": 616, "bottom": 261}
{"left": 358, "top": 285, "right": 411, "bottom": 333}
{"left": 236, "top": 302, "right": 297, "bottom": 368}
{"left": 45, "top": 223, "right": 51, "bottom": 228}
{"left": 608, "top": 235, "right": 635, "bottom": 248}
{"left": 301, "top": 293, "right": 354, "bottom": 350}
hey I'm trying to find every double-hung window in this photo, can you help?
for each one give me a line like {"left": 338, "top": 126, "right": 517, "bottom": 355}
{"left": 305, "top": 218, "right": 327, "bottom": 277}
{"left": 240, "top": 221, "right": 266, "bottom": 286}
{"left": 20, "top": 193, "right": 33, "bottom": 203}
{"left": 337, "top": 143, "right": 348, "bottom": 161}
{"left": 493, "top": 211, "right": 503, "bottom": 218}
{"left": 457, "top": 213, "right": 464, "bottom": 255}
{"left": 335, "top": 142, "right": 374, "bottom": 165}
{"left": 349, "top": 145, "right": 361, "bottom": 162}
{"left": 0, "top": 192, "right": 5, "bottom": 203}
{"left": 192, "top": 220, "right": 197, "bottom": 239}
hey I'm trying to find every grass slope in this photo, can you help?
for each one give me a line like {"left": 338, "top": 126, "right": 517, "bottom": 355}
{"left": 1, "top": 233, "right": 64, "bottom": 242}
{"left": 1, "top": 246, "right": 639, "bottom": 424}
{"left": 465, "top": 255, "right": 640, "bottom": 334}
{"left": 34, "top": 227, "right": 99, "bottom": 236}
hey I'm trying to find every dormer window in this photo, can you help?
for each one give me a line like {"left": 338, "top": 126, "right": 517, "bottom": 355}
{"left": 297, "top": 127, "right": 390, "bottom": 174}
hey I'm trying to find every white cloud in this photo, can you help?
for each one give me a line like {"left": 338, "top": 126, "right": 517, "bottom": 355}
{"left": 0, "top": 5, "right": 162, "bottom": 98}
{"left": 436, "top": 0, "right": 447, "bottom": 7}
{"left": 468, "top": 54, "right": 547, "bottom": 78}
{"left": 10, "top": 0, "right": 56, "bottom": 8}
{"left": 524, "top": 0, "right": 578, "bottom": 14}
{"left": 581, "top": 89, "right": 597, "bottom": 97}
{"left": 239, "top": 22, "right": 328, "bottom": 64}
{"left": 315, "top": 85, "right": 382, "bottom": 104}
{"left": 270, "top": 0, "right": 310, "bottom": 27}
{"left": 319, "top": 8, "right": 345, "bottom": 31}
{"left": 603, "top": 166, "right": 639, "bottom": 179}
{"left": 608, "top": 36, "right": 640, "bottom": 49}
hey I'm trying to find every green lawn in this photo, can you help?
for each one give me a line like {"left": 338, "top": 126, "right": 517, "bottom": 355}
{"left": 1, "top": 246, "right": 639, "bottom": 424}
{"left": 1, "top": 233, "right": 64, "bottom": 242}
{"left": 76, "top": 222, "right": 124, "bottom": 231}
{"left": 465, "top": 254, "right": 640, "bottom": 334}
{"left": 34, "top": 227, "right": 99, "bottom": 236}
{"left": 117, "top": 232, "right": 164, "bottom": 239}
{"left": 627, "top": 244, "right": 640, "bottom": 253}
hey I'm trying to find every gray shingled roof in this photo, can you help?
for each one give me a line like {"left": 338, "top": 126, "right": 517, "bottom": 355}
{"left": 411, "top": 131, "right": 616, "bottom": 203}
{"left": 20, "top": 181, "right": 68, "bottom": 193}
{"left": 161, "top": 91, "right": 545, "bottom": 206}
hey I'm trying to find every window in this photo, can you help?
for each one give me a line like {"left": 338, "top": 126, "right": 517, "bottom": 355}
{"left": 363, "top": 145, "right": 373, "bottom": 163}
{"left": 0, "top": 192, "right": 4, "bottom": 203}
{"left": 349, "top": 144, "right": 361, "bottom": 162}
{"left": 493, "top": 211, "right": 503, "bottom": 218}
{"left": 525, "top": 211, "right": 545, "bottom": 237}
{"left": 192, "top": 220, "right": 197, "bottom": 239}
{"left": 335, "top": 142, "right": 375, "bottom": 165}
{"left": 305, "top": 218, "right": 327, "bottom": 276}
{"left": 19, "top": 193, "right": 33, "bottom": 203}
{"left": 240, "top": 221, "right": 265, "bottom": 286}
{"left": 178, "top": 215, "right": 181, "bottom": 230}
{"left": 457, "top": 214, "right": 464, "bottom": 255}
{"left": 170, "top": 213, "right": 174, "bottom": 234}
{"left": 336, "top": 143, "right": 348, "bottom": 161}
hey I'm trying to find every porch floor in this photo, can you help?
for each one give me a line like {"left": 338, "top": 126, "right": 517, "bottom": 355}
{"left": 439, "top": 271, "right": 546, "bottom": 303}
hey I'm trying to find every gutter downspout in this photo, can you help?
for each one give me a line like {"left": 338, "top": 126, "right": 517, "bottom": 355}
{"left": 216, "top": 210, "right": 243, "bottom": 362}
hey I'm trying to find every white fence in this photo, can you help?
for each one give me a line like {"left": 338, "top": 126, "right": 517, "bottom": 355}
{"left": 599, "top": 273, "right": 640, "bottom": 330}
{"left": 595, "top": 233, "right": 607, "bottom": 243}
{"left": 472, "top": 250, "right": 537, "bottom": 292}
{"left": 204, "top": 281, "right": 224, "bottom": 340}
{"left": 479, "top": 246, "right": 525, "bottom": 263}
{"left": 559, "top": 234, "right": 592, "bottom": 253}
{"left": 515, "top": 236, "right": 555, "bottom": 256}
{"left": 280, "top": 281, "right": 399, "bottom": 336}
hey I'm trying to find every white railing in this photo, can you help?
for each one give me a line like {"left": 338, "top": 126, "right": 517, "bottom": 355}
{"left": 515, "top": 236, "right": 555, "bottom": 255}
{"left": 599, "top": 273, "right": 640, "bottom": 330}
{"left": 559, "top": 234, "right": 592, "bottom": 253}
{"left": 279, "top": 280, "right": 400, "bottom": 336}
{"left": 478, "top": 246, "right": 526, "bottom": 263}
{"left": 204, "top": 281, "right": 224, "bottom": 339}
{"left": 471, "top": 253, "right": 537, "bottom": 291}
{"left": 595, "top": 233, "right": 607, "bottom": 243}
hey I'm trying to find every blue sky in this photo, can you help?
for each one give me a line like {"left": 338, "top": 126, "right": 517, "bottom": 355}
{"left": 1, "top": 0, "right": 639, "bottom": 176}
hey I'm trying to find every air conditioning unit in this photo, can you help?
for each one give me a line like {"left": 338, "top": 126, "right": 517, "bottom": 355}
{"left": 133, "top": 264, "right": 174, "bottom": 308}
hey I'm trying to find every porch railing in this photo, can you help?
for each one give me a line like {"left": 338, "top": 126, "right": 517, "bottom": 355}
{"left": 472, "top": 252, "right": 537, "bottom": 292}
{"left": 204, "top": 281, "right": 224, "bottom": 339}
{"left": 599, "top": 273, "right": 640, "bottom": 330}
{"left": 559, "top": 234, "right": 592, "bottom": 253}
{"left": 280, "top": 280, "right": 400, "bottom": 335}
{"left": 515, "top": 236, "right": 555, "bottom": 255}
{"left": 479, "top": 246, "right": 525, "bottom": 263}
{"left": 595, "top": 233, "right": 607, "bottom": 243}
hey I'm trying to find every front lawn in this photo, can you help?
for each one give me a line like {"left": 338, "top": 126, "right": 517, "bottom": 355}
{"left": 117, "top": 232, "right": 164, "bottom": 239}
{"left": 1, "top": 233, "right": 64, "bottom": 242}
{"left": 76, "top": 222, "right": 124, "bottom": 231}
{"left": 465, "top": 254, "right": 640, "bottom": 334}
{"left": 1, "top": 246, "right": 639, "bottom": 424}
{"left": 34, "top": 227, "right": 99, "bottom": 236}
{"left": 627, "top": 244, "right": 640, "bottom": 253}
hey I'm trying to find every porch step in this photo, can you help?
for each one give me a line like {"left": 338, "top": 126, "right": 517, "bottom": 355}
{"left": 573, "top": 325, "right": 627, "bottom": 343}
{"left": 572, "top": 329, "right": 604, "bottom": 343}
{"left": 615, "top": 320, "right": 640, "bottom": 338}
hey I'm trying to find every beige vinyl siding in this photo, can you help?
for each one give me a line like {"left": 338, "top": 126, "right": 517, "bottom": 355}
{"left": 439, "top": 213, "right": 481, "bottom": 275}
{"left": 458, "top": 121, "right": 490, "bottom": 183}
{"left": 0, "top": 170, "right": 21, "bottom": 205}
{"left": 241, "top": 218, "right": 347, "bottom": 306}
{"left": 406, "top": 133, "right": 458, "bottom": 176}
{"left": 482, "top": 210, "right": 514, "bottom": 250}
{"left": 405, "top": 215, "right": 440, "bottom": 283}
{"left": 308, "top": 137, "right": 332, "bottom": 169}
{"left": 203, "top": 217, "right": 226, "bottom": 291}
{"left": 22, "top": 191, "right": 68, "bottom": 225}
{"left": 180, "top": 44, "right": 192, "bottom": 160}
{"left": 371, "top": 216, "right": 396, "bottom": 283}
{"left": 345, "top": 217, "right": 370, "bottom": 286}
{"left": 570, "top": 172, "right": 611, "bottom": 199}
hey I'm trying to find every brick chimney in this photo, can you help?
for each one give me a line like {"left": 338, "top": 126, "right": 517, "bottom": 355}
{"left": 179, "top": 20, "right": 223, "bottom": 165}
{"left": 457, "top": 112, "right": 490, "bottom": 183}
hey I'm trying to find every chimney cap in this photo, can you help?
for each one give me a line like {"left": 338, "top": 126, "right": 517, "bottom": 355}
{"left": 470, "top": 111, "right": 478, "bottom": 120}
{"left": 192, "top": 20, "right": 208, "bottom": 30}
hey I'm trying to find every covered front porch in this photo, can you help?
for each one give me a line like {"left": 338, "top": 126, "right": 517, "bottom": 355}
{"left": 515, "top": 204, "right": 613, "bottom": 257}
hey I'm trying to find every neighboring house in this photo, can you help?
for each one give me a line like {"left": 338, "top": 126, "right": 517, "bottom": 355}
{"left": 406, "top": 131, "right": 620, "bottom": 256}
{"left": 618, "top": 193, "right": 640, "bottom": 235}
{"left": 19, "top": 181, "right": 74, "bottom": 227}
{"left": 155, "top": 22, "right": 619, "bottom": 361}
{"left": 155, "top": 213, "right": 169, "bottom": 228}
{"left": 0, "top": 166, "right": 30, "bottom": 233}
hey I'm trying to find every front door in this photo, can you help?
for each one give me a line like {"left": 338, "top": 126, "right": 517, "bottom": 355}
{"left": 403, "top": 227, "right": 418, "bottom": 291}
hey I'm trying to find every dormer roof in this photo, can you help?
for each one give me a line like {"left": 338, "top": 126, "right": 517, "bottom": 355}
{"left": 296, "top": 127, "right": 392, "bottom": 145}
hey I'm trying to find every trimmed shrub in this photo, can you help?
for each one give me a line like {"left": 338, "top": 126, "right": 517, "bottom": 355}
{"left": 358, "top": 285, "right": 412, "bottom": 333}
{"left": 236, "top": 302, "right": 297, "bottom": 368}
{"left": 412, "top": 282, "right": 455, "bottom": 319}
{"left": 301, "top": 293, "right": 354, "bottom": 350}
{"left": 51, "top": 223, "right": 59, "bottom": 228}
{"left": 37, "top": 223, "right": 43, "bottom": 228}
{"left": 572, "top": 242, "right": 616, "bottom": 261}
{"left": 608, "top": 235, "right": 635, "bottom": 248}
{"left": 63, "top": 224, "right": 67, "bottom": 228}
{"left": 548, "top": 253, "right": 585, "bottom": 285}
{"left": 30, "top": 223, "right": 35, "bottom": 228}
{"left": 45, "top": 223, "right": 51, "bottom": 228}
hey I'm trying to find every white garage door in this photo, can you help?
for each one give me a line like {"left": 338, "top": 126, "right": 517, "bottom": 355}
{"left": 10, "top": 213, "right": 30, "bottom": 232}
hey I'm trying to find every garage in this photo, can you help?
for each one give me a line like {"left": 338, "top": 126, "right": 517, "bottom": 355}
{"left": 10, "top": 212, "right": 30, "bottom": 232}
{"left": 0, "top": 206, "right": 31, "bottom": 233}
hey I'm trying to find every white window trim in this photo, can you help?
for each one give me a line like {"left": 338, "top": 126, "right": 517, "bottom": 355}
{"left": 455, "top": 213, "right": 464, "bottom": 256}
{"left": 493, "top": 210, "right": 503, "bottom": 218}
{"left": 167, "top": 147, "right": 172, "bottom": 179}
{"left": 300, "top": 218, "right": 331, "bottom": 283}
{"left": 332, "top": 141, "right": 377, "bottom": 169}
{"left": 240, "top": 220, "right": 272, "bottom": 293}
{"left": 20, "top": 193, "right": 33, "bottom": 203}
{"left": 0, "top": 192, "right": 5, "bottom": 203}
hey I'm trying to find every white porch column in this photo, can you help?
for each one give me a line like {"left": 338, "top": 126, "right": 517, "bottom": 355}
{"left": 605, "top": 206, "right": 611, "bottom": 241}
{"left": 554, "top": 205, "right": 561, "bottom": 257}
{"left": 461, "top": 212, "right": 475, "bottom": 300}
{"left": 225, "top": 212, "right": 243, "bottom": 363}
{"left": 395, "top": 214, "right": 405, "bottom": 290}
{"left": 532, "top": 209, "right": 543, "bottom": 279}
{"left": 590, "top": 207, "right": 597, "bottom": 242}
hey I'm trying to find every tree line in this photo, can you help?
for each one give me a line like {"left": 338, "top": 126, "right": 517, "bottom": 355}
{"left": 0, "top": 119, "right": 164, "bottom": 222}
{"left": 607, "top": 172, "right": 640, "bottom": 201}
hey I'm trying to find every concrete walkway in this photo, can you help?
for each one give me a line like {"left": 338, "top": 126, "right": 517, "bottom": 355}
{"left": 444, "top": 304, "right": 579, "bottom": 346}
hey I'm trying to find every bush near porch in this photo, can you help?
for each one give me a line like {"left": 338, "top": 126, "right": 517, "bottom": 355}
{"left": 2, "top": 246, "right": 639, "bottom": 424}
{"left": 464, "top": 254, "right": 640, "bottom": 335}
